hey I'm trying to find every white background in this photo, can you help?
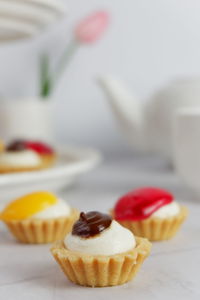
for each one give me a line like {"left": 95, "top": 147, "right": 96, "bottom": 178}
{"left": 0, "top": 0, "right": 200, "bottom": 153}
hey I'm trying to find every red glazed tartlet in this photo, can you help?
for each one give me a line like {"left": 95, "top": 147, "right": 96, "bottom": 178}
{"left": 111, "top": 187, "right": 188, "bottom": 241}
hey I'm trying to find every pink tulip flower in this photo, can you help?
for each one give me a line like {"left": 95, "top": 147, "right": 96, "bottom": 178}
{"left": 40, "top": 11, "right": 109, "bottom": 97}
{"left": 75, "top": 11, "right": 109, "bottom": 43}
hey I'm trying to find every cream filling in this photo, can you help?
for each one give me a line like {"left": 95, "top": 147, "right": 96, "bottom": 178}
{"left": 65, "top": 220, "right": 136, "bottom": 256}
{"left": 30, "top": 199, "right": 71, "bottom": 219}
{"left": 0, "top": 150, "right": 41, "bottom": 168}
{"left": 151, "top": 201, "right": 180, "bottom": 219}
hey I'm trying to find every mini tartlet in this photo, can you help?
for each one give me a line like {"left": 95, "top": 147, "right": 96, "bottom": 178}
{"left": 0, "top": 139, "right": 56, "bottom": 173}
{"left": 0, "top": 191, "right": 79, "bottom": 244}
{"left": 111, "top": 187, "right": 188, "bottom": 241}
{"left": 51, "top": 211, "right": 151, "bottom": 287}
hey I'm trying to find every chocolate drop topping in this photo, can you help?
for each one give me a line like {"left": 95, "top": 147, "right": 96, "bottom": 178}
{"left": 6, "top": 140, "right": 26, "bottom": 152}
{"left": 72, "top": 211, "right": 112, "bottom": 238}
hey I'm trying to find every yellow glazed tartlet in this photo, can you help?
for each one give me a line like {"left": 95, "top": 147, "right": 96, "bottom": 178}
{"left": 51, "top": 211, "right": 151, "bottom": 287}
{"left": 112, "top": 187, "right": 188, "bottom": 241}
{"left": 0, "top": 191, "right": 79, "bottom": 244}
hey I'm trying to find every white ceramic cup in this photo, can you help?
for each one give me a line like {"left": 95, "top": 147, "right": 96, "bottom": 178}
{"left": 173, "top": 108, "right": 200, "bottom": 192}
{"left": 0, "top": 98, "right": 54, "bottom": 142}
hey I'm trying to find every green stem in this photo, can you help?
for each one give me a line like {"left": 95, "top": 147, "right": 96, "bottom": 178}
{"left": 39, "top": 55, "right": 52, "bottom": 98}
{"left": 39, "top": 39, "right": 80, "bottom": 99}
{"left": 53, "top": 38, "right": 80, "bottom": 84}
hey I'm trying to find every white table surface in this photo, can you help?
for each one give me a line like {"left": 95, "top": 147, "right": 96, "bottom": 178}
{"left": 1, "top": 154, "right": 200, "bottom": 300}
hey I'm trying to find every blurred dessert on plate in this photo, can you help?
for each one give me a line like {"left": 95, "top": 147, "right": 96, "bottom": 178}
{"left": 0, "top": 139, "right": 56, "bottom": 173}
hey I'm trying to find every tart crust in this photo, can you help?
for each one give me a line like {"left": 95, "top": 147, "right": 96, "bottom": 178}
{"left": 51, "top": 237, "right": 151, "bottom": 287}
{"left": 0, "top": 165, "right": 47, "bottom": 173}
{"left": 3, "top": 208, "right": 79, "bottom": 244}
{"left": 40, "top": 153, "right": 57, "bottom": 168}
{"left": 111, "top": 206, "right": 188, "bottom": 241}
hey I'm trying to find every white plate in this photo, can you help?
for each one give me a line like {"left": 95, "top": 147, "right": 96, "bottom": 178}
{"left": 0, "top": 0, "right": 67, "bottom": 41}
{"left": 24, "top": 0, "right": 67, "bottom": 14}
{"left": 0, "top": 145, "right": 102, "bottom": 203}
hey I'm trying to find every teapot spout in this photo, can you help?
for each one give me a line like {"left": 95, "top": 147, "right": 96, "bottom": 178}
{"left": 98, "top": 75, "right": 145, "bottom": 151}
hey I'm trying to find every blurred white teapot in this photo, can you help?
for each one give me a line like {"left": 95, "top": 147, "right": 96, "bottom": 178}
{"left": 99, "top": 76, "right": 200, "bottom": 161}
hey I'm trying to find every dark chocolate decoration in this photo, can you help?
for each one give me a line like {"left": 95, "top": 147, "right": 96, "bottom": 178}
{"left": 6, "top": 140, "right": 26, "bottom": 152}
{"left": 72, "top": 211, "right": 112, "bottom": 238}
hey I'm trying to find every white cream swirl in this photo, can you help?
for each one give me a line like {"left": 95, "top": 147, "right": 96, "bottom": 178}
{"left": 30, "top": 199, "right": 71, "bottom": 219}
{"left": 65, "top": 220, "right": 136, "bottom": 255}
{"left": 151, "top": 201, "right": 180, "bottom": 219}
{"left": 0, "top": 150, "right": 41, "bottom": 167}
